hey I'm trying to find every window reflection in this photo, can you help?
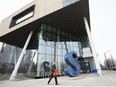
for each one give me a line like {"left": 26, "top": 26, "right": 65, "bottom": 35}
{"left": 23, "top": 50, "right": 38, "bottom": 76}
{"left": 39, "top": 38, "right": 46, "bottom": 45}
{"left": 39, "top": 45, "right": 46, "bottom": 54}
{"left": 0, "top": 22, "right": 90, "bottom": 78}
{"left": 36, "top": 23, "right": 86, "bottom": 77}
{"left": 46, "top": 46, "right": 52, "bottom": 54}
{"left": 71, "top": 0, "right": 77, "bottom": 3}
{"left": 62, "top": 0, "right": 80, "bottom": 7}
{"left": 37, "top": 54, "right": 44, "bottom": 76}
{"left": 63, "top": 0, "right": 71, "bottom": 7}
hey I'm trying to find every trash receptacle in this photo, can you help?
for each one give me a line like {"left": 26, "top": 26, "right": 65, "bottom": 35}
{"left": 92, "top": 69, "right": 97, "bottom": 73}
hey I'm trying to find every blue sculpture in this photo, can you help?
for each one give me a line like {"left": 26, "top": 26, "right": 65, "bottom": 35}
{"left": 64, "top": 51, "right": 80, "bottom": 77}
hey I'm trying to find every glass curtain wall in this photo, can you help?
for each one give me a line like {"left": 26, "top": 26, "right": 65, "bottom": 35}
{"left": 0, "top": 45, "right": 38, "bottom": 78}
{"left": 22, "top": 49, "right": 38, "bottom": 77}
{"left": 62, "top": 0, "right": 80, "bottom": 7}
{"left": 0, "top": 44, "right": 23, "bottom": 80}
{"left": 36, "top": 23, "right": 82, "bottom": 77}
{"left": 0, "top": 23, "right": 90, "bottom": 78}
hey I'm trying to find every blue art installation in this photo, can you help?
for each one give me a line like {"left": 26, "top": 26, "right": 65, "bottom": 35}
{"left": 64, "top": 51, "right": 80, "bottom": 77}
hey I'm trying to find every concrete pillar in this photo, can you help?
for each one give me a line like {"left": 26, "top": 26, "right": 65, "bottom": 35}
{"left": 83, "top": 17, "right": 101, "bottom": 75}
{"left": 10, "top": 31, "right": 33, "bottom": 80}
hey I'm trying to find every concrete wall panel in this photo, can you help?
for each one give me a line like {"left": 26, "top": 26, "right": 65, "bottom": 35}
{"left": 0, "top": 0, "right": 63, "bottom": 37}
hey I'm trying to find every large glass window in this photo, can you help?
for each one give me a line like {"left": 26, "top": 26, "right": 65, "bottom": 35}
{"left": 62, "top": 0, "right": 80, "bottom": 7}
{"left": 37, "top": 54, "right": 46, "bottom": 76}
{"left": 0, "top": 23, "right": 90, "bottom": 78}
{"left": 38, "top": 45, "right": 46, "bottom": 54}
{"left": 21, "top": 49, "right": 38, "bottom": 77}
{"left": 63, "top": 0, "right": 71, "bottom": 7}
{"left": 10, "top": 5, "right": 35, "bottom": 28}
{"left": 36, "top": 23, "right": 83, "bottom": 77}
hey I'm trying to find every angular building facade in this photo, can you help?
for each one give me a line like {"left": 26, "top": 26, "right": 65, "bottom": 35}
{"left": 0, "top": 0, "right": 101, "bottom": 80}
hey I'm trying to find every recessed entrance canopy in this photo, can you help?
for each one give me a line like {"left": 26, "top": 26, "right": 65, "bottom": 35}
{"left": 0, "top": 0, "right": 90, "bottom": 48}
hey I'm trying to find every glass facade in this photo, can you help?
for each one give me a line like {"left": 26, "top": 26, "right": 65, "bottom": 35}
{"left": 22, "top": 49, "right": 38, "bottom": 77}
{"left": 62, "top": 0, "right": 80, "bottom": 7}
{"left": 36, "top": 23, "right": 82, "bottom": 77}
{"left": 0, "top": 23, "right": 92, "bottom": 79}
{"left": 0, "top": 0, "right": 95, "bottom": 80}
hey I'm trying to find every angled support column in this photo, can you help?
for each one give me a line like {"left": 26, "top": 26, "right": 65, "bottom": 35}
{"left": 10, "top": 31, "right": 33, "bottom": 80}
{"left": 83, "top": 17, "right": 101, "bottom": 75}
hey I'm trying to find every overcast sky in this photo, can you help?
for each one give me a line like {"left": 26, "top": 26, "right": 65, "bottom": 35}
{"left": 0, "top": 0, "right": 116, "bottom": 64}
{"left": 89, "top": 0, "right": 116, "bottom": 63}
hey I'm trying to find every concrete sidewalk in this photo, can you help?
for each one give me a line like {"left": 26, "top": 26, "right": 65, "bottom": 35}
{"left": 0, "top": 70, "right": 116, "bottom": 87}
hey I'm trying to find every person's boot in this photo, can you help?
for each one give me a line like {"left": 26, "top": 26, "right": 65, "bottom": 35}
{"left": 56, "top": 83, "right": 59, "bottom": 85}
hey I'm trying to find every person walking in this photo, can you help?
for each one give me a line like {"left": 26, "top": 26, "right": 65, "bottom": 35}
{"left": 48, "top": 63, "right": 58, "bottom": 85}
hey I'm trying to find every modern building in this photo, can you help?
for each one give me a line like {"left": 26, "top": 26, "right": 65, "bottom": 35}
{"left": 0, "top": 0, "right": 101, "bottom": 80}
